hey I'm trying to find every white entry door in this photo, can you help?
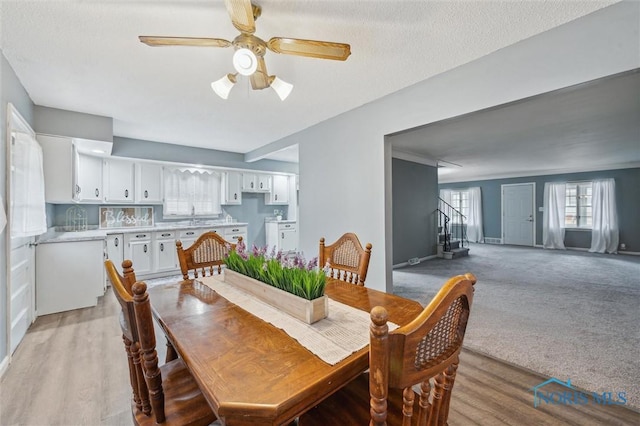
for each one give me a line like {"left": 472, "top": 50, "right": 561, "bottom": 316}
{"left": 502, "top": 183, "right": 535, "bottom": 246}
{"left": 6, "top": 104, "right": 39, "bottom": 357}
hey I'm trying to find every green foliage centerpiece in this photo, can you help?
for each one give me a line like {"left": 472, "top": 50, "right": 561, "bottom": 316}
{"left": 225, "top": 241, "right": 326, "bottom": 299}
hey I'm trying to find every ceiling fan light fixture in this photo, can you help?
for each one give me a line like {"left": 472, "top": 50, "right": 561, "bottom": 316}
{"left": 232, "top": 48, "right": 258, "bottom": 76}
{"left": 269, "top": 76, "right": 293, "bottom": 101}
{"left": 211, "top": 73, "right": 237, "bottom": 99}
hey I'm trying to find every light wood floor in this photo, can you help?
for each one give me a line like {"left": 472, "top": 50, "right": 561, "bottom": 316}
{"left": 1, "top": 290, "right": 638, "bottom": 425}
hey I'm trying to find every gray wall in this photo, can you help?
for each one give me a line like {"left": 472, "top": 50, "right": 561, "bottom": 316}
{"left": 113, "top": 137, "right": 298, "bottom": 174}
{"left": 440, "top": 167, "right": 640, "bottom": 251}
{"left": 392, "top": 159, "right": 439, "bottom": 264}
{"left": 34, "top": 106, "right": 113, "bottom": 142}
{"left": 1, "top": 51, "right": 36, "bottom": 363}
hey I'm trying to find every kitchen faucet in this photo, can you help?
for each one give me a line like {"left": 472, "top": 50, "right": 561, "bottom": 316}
{"left": 190, "top": 205, "right": 200, "bottom": 225}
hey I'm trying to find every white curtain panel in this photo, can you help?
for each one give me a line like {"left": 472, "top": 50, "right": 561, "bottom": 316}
{"left": 467, "top": 187, "right": 484, "bottom": 243}
{"left": 542, "top": 182, "right": 566, "bottom": 250}
{"left": 589, "top": 179, "right": 619, "bottom": 254}
{"left": 439, "top": 189, "right": 452, "bottom": 206}
{"left": 11, "top": 132, "right": 47, "bottom": 237}
{"left": 0, "top": 194, "right": 7, "bottom": 234}
{"left": 192, "top": 170, "right": 222, "bottom": 215}
{"left": 163, "top": 168, "right": 192, "bottom": 216}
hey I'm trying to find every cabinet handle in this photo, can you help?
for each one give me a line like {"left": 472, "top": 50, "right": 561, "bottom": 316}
{"left": 76, "top": 184, "right": 81, "bottom": 195}
{"left": 282, "top": 232, "right": 284, "bottom": 239}
{"left": 234, "top": 193, "right": 237, "bottom": 200}
{"left": 186, "top": 231, "right": 195, "bottom": 236}
{"left": 160, "top": 243, "right": 164, "bottom": 251}
{"left": 136, "top": 234, "right": 147, "bottom": 238}
{"left": 251, "top": 181, "right": 254, "bottom": 189}
{"left": 114, "top": 238, "right": 119, "bottom": 247}
{"left": 95, "top": 188, "right": 99, "bottom": 197}
{"left": 275, "top": 194, "right": 278, "bottom": 201}
{"left": 144, "top": 244, "right": 148, "bottom": 253}
{"left": 144, "top": 190, "right": 149, "bottom": 198}
{"left": 260, "top": 182, "right": 263, "bottom": 189}
{"left": 284, "top": 225, "right": 291, "bottom": 228}
{"left": 232, "top": 228, "right": 239, "bottom": 232}
{"left": 125, "top": 189, "right": 129, "bottom": 198}
{"left": 161, "top": 233, "right": 171, "bottom": 237}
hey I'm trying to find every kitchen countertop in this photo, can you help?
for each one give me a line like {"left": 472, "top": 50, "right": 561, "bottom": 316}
{"left": 264, "top": 219, "right": 296, "bottom": 224}
{"left": 38, "top": 221, "right": 249, "bottom": 244}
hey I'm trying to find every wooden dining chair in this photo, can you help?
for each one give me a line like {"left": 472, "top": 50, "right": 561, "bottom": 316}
{"left": 298, "top": 273, "right": 477, "bottom": 426}
{"left": 106, "top": 259, "right": 218, "bottom": 426}
{"left": 319, "top": 232, "right": 372, "bottom": 285}
{"left": 176, "top": 231, "right": 239, "bottom": 280}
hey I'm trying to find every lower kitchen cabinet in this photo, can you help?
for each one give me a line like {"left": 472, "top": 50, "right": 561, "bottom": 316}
{"left": 154, "top": 231, "right": 178, "bottom": 273}
{"left": 106, "top": 233, "right": 124, "bottom": 268}
{"left": 36, "top": 239, "right": 106, "bottom": 315}
{"left": 265, "top": 221, "right": 297, "bottom": 253}
{"left": 224, "top": 225, "right": 248, "bottom": 245}
{"left": 125, "top": 232, "right": 153, "bottom": 275}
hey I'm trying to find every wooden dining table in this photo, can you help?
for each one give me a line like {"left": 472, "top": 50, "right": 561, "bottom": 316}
{"left": 148, "top": 277, "right": 424, "bottom": 426}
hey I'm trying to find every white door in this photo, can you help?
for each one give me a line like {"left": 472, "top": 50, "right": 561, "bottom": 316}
{"left": 502, "top": 183, "right": 535, "bottom": 246}
{"left": 6, "top": 105, "right": 38, "bottom": 357}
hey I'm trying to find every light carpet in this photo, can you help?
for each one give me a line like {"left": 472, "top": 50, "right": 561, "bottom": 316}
{"left": 392, "top": 243, "right": 640, "bottom": 410}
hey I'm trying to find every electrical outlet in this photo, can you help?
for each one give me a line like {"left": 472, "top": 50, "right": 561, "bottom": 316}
{"left": 620, "top": 243, "right": 627, "bottom": 250}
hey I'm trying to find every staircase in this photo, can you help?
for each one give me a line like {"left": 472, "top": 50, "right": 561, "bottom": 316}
{"left": 437, "top": 198, "right": 470, "bottom": 260}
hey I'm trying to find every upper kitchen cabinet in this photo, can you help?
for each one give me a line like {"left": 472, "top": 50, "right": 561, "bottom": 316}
{"left": 103, "top": 158, "right": 135, "bottom": 203}
{"left": 76, "top": 154, "right": 104, "bottom": 202}
{"left": 221, "top": 171, "right": 242, "bottom": 205}
{"left": 242, "top": 172, "right": 271, "bottom": 192}
{"left": 136, "top": 162, "right": 163, "bottom": 204}
{"left": 265, "top": 175, "right": 289, "bottom": 205}
{"left": 38, "top": 134, "right": 110, "bottom": 203}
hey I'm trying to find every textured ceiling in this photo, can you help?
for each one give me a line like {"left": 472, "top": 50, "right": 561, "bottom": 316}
{"left": 1, "top": 1, "right": 617, "bottom": 162}
{"left": 390, "top": 70, "right": 640, "bottom": 183}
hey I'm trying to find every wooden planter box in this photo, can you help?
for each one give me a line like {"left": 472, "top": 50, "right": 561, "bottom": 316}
{"left": 223, "top": 269, "right": 328, "bottom": 324}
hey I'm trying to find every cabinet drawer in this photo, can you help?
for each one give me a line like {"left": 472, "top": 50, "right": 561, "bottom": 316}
{"left": 155, "top": 231, "right": 176, "bottom": 240}
{"left": 224, "top": 226, "right": 246, "bottom": 236}
{"left": 126, "top": 233, "right": 151, "bottom": 242}
{"left": 179, "top": 229, "right": 199, "bottom": 239}
{"left": 278, "top": 223, "right": 296, "bottom": 231}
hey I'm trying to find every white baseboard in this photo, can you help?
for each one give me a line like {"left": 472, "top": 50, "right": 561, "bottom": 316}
{"left": 0, "top": 355, "right": 9, "bottom": 377}
{"left": 393, "top": 254, "right": 437, "bottom": 269}
{"left": 534, "top": 244, "right": 639, "bottom": 255}
{"left": 619, "top": 251, "right": 640, "bottom": 256}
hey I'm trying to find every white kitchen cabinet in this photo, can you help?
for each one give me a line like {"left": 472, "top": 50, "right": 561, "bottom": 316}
{"left": 221, "top": 171, "right": 242, "bottom": 205}
{"left": 38, "top": 135, "right": 107, "bottom": 203}
{"left": 105, "top": 233, "right": 124, "bottom": 270}
{"left": 242, "top": 173, "right": 270, "bottom": 192}
{"left": 136, "top": 162, "right": 163, "bottom": 204}
{"left": 36, "top": 239, "right": 105, "bottom": 315}
{"left": 75, "top": 153, "right": 104, "bottom": 202}
{"left": 265, "top": 175, "right": 289, "bottom": 205}
{"left": 103, "top": 158, "right": 135, "bottom": 203}
{"left": 154, "top": 231, "right": 178, "bottom": 273}
{"left": 265, "top": 221, "right": 297, "bottom": 253}
{"left": 125, "top": 232, "right": 153, "bottom": 275}
{"left": 178, "top": 229, "right": 200, "bottom": 250}
{"left": 224, "top": 225, "right": 248, "bottom": 245}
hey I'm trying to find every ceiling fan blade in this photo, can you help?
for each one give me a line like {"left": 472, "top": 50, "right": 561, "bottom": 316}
{"left": 139, "top": 36, "right": 232, "bottom": 48}
{"left": 250, "top": 57, "right": 270, "bottom": 90}
{"left": 224, "top": 0, "right": 256, "bottom": 34}
{"left": 267, "top": 37, "right": 351, "bottom": 61}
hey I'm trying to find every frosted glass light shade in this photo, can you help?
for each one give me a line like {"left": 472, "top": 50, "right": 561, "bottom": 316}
{"left": 270, "top": 76, "right": 293, "bottom": 101}
{"left": 232, "top": 48, "right": 258, "bottom": 76}
{"left": 211, "top": 74, "right": 236, "bottom": 99}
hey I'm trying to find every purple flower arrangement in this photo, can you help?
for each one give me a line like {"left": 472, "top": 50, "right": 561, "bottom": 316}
{"left": 225, "top": 240, "right": 326, "bottom": 300}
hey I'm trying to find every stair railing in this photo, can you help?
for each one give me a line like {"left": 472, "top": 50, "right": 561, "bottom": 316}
{"left": 437, "top": 198, "right": 468, "bottom": 249}
{"left": 436, "top": 208, "right": 451, "bottom": 252}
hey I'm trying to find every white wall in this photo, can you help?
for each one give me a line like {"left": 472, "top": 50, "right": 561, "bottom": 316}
{"left": 288, "top": 2, "right": 639, "bottom": 293}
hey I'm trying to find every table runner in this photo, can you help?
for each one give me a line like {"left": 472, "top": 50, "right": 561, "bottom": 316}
{"left": 199, "top": 276, "right": 398, "bottom": 365}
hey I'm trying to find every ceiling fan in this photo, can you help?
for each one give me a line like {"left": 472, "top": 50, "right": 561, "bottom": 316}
{"left": 139, "top": 0, "right": 351, "bottom": 100}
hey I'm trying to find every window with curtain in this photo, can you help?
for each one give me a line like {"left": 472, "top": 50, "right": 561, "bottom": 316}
{"left": 163, "top": 168, "right": 222, "bottom": 217}
{"left": 449, "top": 190, "right": 469, "bottom": 223}
{"left": 565, "top": 182, "right": 592, "bottom": 228}
{"left": 11, "top": 132, "right": 47, "bottom": 237}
